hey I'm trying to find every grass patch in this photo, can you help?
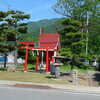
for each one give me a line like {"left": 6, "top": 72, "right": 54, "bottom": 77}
{"left": 60, "top": 64, "right": 71, "bottom": 72}
{"left": 0, "top": 71, "right": 70, "bottom": 84}
{"left": 60, "top": 64, "right": 96, "bottom": 73}
{"left": 0, "top": 68, "right": 7, "bottom": 71}
{"left": 17, "top": 64, "right": 35, "bottom": 71}
{"left": 0, "top": 64, "right": 96, "bottom": 85}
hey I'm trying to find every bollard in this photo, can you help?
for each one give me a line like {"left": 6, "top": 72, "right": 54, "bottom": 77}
{"left": 87, "top": 71, "right": 94, "bottom": 86}
{"left": 72, "top": 69, "right": 78, "bottom": 85}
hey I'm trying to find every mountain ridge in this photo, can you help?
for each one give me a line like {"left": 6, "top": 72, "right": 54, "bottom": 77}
{"left": 27, "top": 18, "right": 60, "bottom": 36}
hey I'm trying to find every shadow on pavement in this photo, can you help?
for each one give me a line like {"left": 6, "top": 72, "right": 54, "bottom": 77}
{"left": 46, "top": 72, "right": 71, "bottom": 79}
{"left": 46, "top": 76, "right": 56, "bottom": 79}
{"left": 60, "top": 72, "right": 70, "bottom": 76}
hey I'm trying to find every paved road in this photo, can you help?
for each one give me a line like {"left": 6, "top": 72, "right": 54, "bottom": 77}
{"left": 0, "top": 85, "right": 100, "bottom": 100}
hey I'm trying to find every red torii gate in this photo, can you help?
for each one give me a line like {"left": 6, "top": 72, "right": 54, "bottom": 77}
{"left": 17, "top": 41, "right": 50, "bottom": 72}
{"left": 17, "top": 33, "right": 60, "bottom": 73}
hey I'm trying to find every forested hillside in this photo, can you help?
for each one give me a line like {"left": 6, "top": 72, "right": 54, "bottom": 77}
{"left": 26, "top": 18, "right": 60, "bottom": 39}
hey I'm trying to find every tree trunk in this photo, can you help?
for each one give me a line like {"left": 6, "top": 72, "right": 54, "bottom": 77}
{"left": 14, "top": 50, "right": 18, "bottom": 67}
{"left": 4, "top": 53, "right": 7, "bottom": 68}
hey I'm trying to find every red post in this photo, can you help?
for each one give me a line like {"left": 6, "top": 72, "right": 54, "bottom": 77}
{"left": 46, "top": 49, "right": 49, "bottom": 72}
{"left": 24, "top": 47, "right": 28, "bottom": 72}
{"left": 36, "top": 55, "right": 39, "bottom": 72}
{"left": 48, "top": 57, "right": 50, "bottom": 72}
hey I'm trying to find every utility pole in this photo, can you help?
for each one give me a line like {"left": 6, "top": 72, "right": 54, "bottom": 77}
{"left": 86, "top": 11, "right": 89, "bottom": 56}
{"left": 40, "top": 27, "right": 44, "bottom": 34}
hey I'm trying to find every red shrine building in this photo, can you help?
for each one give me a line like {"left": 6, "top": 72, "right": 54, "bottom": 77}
{"left": 18, "top": 33, "right": 60, "bottom": 72}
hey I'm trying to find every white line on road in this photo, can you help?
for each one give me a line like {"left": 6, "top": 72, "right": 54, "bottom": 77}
{"left": 63, "top": 91, "right": 100, "bottom": 97}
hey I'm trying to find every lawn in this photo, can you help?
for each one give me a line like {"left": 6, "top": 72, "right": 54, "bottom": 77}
{"left": 0, "top": 64, "right": 96, "bottom": 85}
{"left": 60, "top": 64, "right": 96, "bottom": 73}
{"left": 0, "top": 71, "right": 71, "bottom": 85}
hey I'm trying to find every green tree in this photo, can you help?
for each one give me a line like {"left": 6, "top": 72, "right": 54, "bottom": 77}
{"left": 0, "top": 10, "right": 30, "bottom": 66}
{"left": 58, "top": 18, "right": 86, "bottom": 57}
{"left": 53, "top": 0, "right": 100, "bottom": 56}
{"left": 53, "top": 0, "right": 100, "bottom": 20}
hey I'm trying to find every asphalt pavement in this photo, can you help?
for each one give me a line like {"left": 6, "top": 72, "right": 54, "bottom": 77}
{"left": 0, "top": 85, "right": 100, "bottom": 100}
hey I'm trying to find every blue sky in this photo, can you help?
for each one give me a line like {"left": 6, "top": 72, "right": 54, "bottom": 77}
{"left": 0, "top": 0, "right": 62, "bottom": 21}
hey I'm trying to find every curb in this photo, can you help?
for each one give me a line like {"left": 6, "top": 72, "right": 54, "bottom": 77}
{"left": 0, "top": 80, "right": 100, "bottom": 94}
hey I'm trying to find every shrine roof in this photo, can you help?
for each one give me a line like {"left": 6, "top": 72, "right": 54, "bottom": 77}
{"left": 39, "top": 33, "right": 60, "bottom": 50}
